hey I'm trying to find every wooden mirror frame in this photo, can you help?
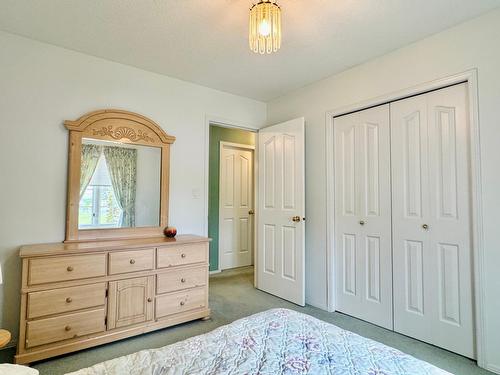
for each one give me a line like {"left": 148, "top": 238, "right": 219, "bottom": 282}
{"left": 64, "top": 109, "right": 175, "bottom": 242}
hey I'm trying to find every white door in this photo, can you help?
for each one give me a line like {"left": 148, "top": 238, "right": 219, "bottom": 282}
{"left": 333, "top": 104, "right": 393, "bottom": 329}
{"left": 391, "top": 83, "right": 475, "bottom": 358}
{"left": 257, "top": 118, "right": 305, "bottom": 305}
{"left": 219, "top": 142, "right": 254, "bottom": 270}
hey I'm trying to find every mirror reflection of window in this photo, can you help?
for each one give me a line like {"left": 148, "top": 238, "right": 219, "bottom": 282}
{"left": 79, "top": 153, "right": 122, "bottom": 228}
{"left": 78, "top": 139, "right": 161, "bottom": 230}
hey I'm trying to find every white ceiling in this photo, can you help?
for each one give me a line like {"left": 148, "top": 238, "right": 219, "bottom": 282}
{"left": 0, "top": 1, "right": 498, "bottom": 101}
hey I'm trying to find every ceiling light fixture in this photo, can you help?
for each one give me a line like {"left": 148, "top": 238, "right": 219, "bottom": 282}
{"left": 249, "top": 0, "right": 281, "bottom": 54}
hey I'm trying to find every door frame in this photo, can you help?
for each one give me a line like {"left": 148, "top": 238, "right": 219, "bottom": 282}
{"left": 325, "top": 69, "right": 485, "bottom": 366}
{"left": 218, "top": 141, "right": 256, "bottom": 271}
{"left": 204, "top": 116, "right": 259, "bottom": 282}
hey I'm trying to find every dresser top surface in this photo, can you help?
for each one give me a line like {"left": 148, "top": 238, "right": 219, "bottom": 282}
{"left": 20, "top": 235, "right": 210, "bottom": 258}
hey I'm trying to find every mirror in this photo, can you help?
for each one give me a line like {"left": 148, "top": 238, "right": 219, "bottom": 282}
{"left": 78, "top": 139, "right": 161, "bottom": 229}
{"left": 64, "top": 109, "right": 175, "bottom": 242}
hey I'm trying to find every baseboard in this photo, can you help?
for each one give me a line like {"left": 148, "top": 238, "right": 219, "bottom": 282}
{"left": 0, "top": 342, "right": 16, "bottom": 351}
{"left": 305, "top": 299, "right": 328, "bottom": 311}
{"left": 485, "top": 364, "right": 500, "bottom": 374}
{"left": 209, "top": 270, "right": 221, "bottom": 274}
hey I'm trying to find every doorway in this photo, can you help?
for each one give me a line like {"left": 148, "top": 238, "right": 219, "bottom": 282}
{"left": 207, "top": 118, "right": 306, "bottom": 306}
{"left": 208, "top": 125, "right": 256, "bottom": 273}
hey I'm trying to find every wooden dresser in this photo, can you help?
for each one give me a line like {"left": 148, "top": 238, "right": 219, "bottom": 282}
{"left": 15, "top": 235, "right": 210, "bottom": 364}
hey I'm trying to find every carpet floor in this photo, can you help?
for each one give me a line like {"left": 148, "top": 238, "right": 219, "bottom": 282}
{"left": 0, "top": 266, "right": 492, "bottom": 374}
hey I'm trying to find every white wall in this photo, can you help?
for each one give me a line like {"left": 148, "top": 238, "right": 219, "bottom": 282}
{"left": 0, "top": 31, "right": 266, "bottom": 342}
{"left": 267, "top": 8, "right": 500, "bottom": 371}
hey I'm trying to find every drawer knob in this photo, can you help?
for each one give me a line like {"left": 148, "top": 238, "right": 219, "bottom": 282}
{"left": 129, "top": 259, "right": 136, "bottom": 264}
{"left": 181, "top": 278, "right": 186, "bottom": 283}
{"left": 66, "top": 297, "right": 72, "bottom": 303}
{"left": 67, "top": 266, "right": 74, "bottom": 272}
{"left": 181, "top": 253, "right": 186, "bottom": 258}
{"left": 65, "top": 325, "right": 71, "bottom": 331}
{"left": 147, "top": 297, "right": 152, "bottom": 302}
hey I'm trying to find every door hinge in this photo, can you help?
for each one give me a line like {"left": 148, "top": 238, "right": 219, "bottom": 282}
{"left": 104, "top": 317, "right": 107, "bottom": 326}
{"left": 105, "top": 289, "right": 108, "bottom": 298}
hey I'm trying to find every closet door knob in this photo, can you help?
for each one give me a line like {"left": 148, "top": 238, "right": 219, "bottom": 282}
{"left": 147, "top": 297, "right": 152, "bottom": 303}
{"left": 67, "top": 266, "right": 74, "bottom": 272}
{"left": 181, "top": 278, "right": 186, "bottom": 283}
{"left": 180, "top": 301, "right": 185, "bottom": 306}
{"left": 292, "top": 216, "right": 301, "bottom": 222}
{"left": 181, "top": 253, "right": 186, "bottom": 258}
{"left": 66, "top": 297, "right": 72, "bottom": 303}
{"left": 422, "top": 224, "right": 429, "bottom": 230}
{"left": 359, "top": 220, "right": 365, "bottom": 226}
{"left": 65, "top": 325, "right": 71, "bottom": 332}
{"left": 129, "top": 259, "right": 136, "bottom": 264}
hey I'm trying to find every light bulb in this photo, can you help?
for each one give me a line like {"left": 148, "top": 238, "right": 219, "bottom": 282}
{"left": 258, "top": 19, "right": 271, "bottom": 37}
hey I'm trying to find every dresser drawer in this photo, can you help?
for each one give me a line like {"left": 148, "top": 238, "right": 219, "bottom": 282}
{"left": 28, "top": 254, "right": 106, "bottom": 285}
{"left": 108, "top": 248, "right": 154, "bottom": 275}
{"left": 155, "top": 287, "right": 206, "bottom": 318}
{"left": 157, "top": 266, "right": 207, "bottom": 294}
{"left": 157, "top": 243, "right": 207, "bottom": 269}
{"left": 26, "top": 308, "right": 105, "bottom": 348}
{"left": 27, "top": 283, "right": 106, "bottom": 319}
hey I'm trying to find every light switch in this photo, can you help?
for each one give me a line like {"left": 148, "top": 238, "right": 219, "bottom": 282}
{"left": 192, "top": 188, "right": 200, "bottom": 199}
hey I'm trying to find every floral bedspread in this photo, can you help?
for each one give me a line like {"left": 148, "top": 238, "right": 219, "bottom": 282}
{"left": 67, "top": 308, "right": 451, "bottom": 375}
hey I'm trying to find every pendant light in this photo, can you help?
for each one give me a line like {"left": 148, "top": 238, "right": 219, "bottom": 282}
{"left": 249, "top": 0, "right": 282, "bottom": 54}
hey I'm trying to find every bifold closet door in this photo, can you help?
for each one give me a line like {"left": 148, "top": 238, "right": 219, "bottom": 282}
{"left": 391, "top": 83, "right": 475, "bottom": 358}
{"left": 334, "top": 104, "right": 393, "bottom": 330}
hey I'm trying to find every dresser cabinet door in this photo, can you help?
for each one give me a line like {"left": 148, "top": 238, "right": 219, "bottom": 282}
{"left": 107, "top": 276, "right": 154, "bottom": 330}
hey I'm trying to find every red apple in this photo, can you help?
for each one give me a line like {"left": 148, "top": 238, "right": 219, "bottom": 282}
{"left": 164, "top": 226, "right": 177, "bottom": 238}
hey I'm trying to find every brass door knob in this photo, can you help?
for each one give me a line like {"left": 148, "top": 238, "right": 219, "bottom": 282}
{"left": 129, "top": 259, "right": 136, "bottom": 264}
{"left": 292, "top": 216, "right": 301, "bottom": 222}
{"left": 248, "top": 209, "right": 255, "bottom": 215}
{"left": 66, "top": 297, "right": 72, "bottom": 303}
{"left": 67, "top": 266, "right": 74, "bottom": 272}
{"left": 422, "top": 224, "right": 429, "bottom": 230}
{"left": 65, "top": 325, "right": 71, "bottom": 331}
{"left": 359, "top": 220, "right": 365, "bottom": 226}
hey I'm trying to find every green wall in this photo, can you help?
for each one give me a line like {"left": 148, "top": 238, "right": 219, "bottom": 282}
{"left": 208, "top": 125, "right": 255, "bottom": 271}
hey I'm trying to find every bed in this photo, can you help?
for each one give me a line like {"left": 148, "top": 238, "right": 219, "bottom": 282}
{"left": 67, "top": 308, "right": 451, "bottom": 375}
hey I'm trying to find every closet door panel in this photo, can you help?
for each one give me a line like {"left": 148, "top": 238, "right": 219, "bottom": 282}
{"left": 334, "top": 105, "right": 392, "bottom": 330}
{"left": 392, "top": 83, "right": 474, "bottom": 358}
{"left": 391, "top": 94, "right": 432, "bottom": 340}
{"left": 358, "top": 105, "right": 393, "bottom": 329}
{"left": 426, "top": 83, "right": 474, "bottom": 358}
{"left": 334, "top": 112, "right": 362, "bottom": 314}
